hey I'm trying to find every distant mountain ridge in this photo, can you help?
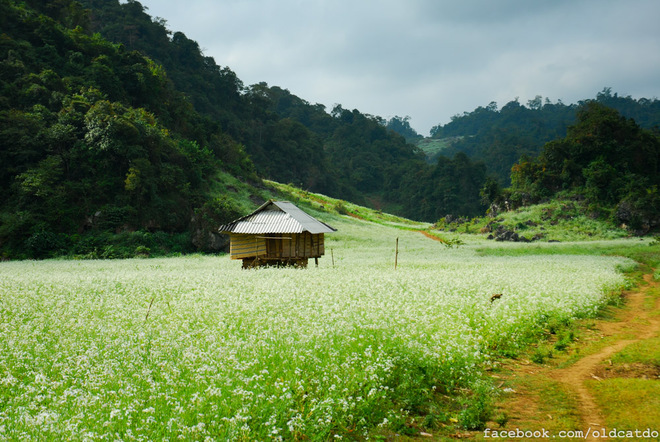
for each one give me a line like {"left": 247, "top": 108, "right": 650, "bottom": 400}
{"left": 423, "top": 90, "right": 660, "bottom": 184}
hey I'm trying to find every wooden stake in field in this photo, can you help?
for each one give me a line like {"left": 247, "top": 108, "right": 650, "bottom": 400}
{"left": 395, "top": 237, "right": 399, "bottom": 270}
{"left": 331, "top": 247, "right": 335, "bottom": 268}
{"left": 145, "top": 295, "right": 155, "bottom": 321}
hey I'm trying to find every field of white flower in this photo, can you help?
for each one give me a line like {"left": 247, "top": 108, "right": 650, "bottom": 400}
{"left": 0, "top": 217, "right": 635, "bottom": 440}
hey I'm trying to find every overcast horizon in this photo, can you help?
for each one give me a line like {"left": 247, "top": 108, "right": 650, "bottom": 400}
{"left": 129, "top": 0, "right": 660, "bottom": 136}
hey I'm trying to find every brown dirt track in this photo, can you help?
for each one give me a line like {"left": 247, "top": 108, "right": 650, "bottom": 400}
{"left": 490, "top": 272, "right": 660, "bottom": 442}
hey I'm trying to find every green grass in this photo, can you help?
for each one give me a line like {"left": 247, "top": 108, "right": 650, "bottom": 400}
{"left": 588, "top": 331, "right": 660, "bottom": 438}
{"left": 524, "top": 378, "right": 582, "bottom": 431}
{"left": 610, "top": 337, "right": 660, "bottom": 367}
{"left": 435, "top": 199, "right": 632, "bottom": 242}
{"left": 416, "top": 137, "right": 461, "bottom": 161}
{"left": 476, "top": 238, "right": 658, "bottom": 266}
{"left": 265, "top": 180, "right": 430, "bottom": 230}
{"left": 589, "top": 379, "right": 660, "bottom": 433}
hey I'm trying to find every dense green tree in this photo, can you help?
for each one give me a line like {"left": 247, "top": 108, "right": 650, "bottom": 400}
{"left": 0, "top": 0, "right": 254, "bottom": 257}
{"left": 429, "top": 98, "right": 575, "bottom": 184}
{"left": 429, "top": 90, "right": 660, "bottom": 186}
{"left": 386, "top": 115, "right": 422, "bottom": 142}
{"left": 387, "top": 152, "right": 489, "bottom": 221}
{"left": 509, "top": 101, "right": 660, "bottom": 232}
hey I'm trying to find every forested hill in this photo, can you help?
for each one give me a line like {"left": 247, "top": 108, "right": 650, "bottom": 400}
{"left": 75, "top": 0, "right": 468, "bottom": 212}
{"left": 427, "top": 89, "right": 660, "bottom": 185}
{"left": 2, "top": 0, "right": 659, "bottom": 259}
{"left": 11, "top": 0, "right": 489, "bottom": 217}
{"left": 503, "top": 101, "right": 660, "bottom": 234}
{"left": 0, "top": 0, "right": 488, "bottom": 259}
{"left": 0, "top": 0, "right": 256, "bottom": 258}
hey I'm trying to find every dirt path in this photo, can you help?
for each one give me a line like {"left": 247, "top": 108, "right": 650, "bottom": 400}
{"left": 548, "top": 274, "right": 659, "bottom": 440}
{"left": 495, "top": 272, "right": 660, "bottom": 441}
{"left": 417, "top": 230, "right": 450, "bottom": 245}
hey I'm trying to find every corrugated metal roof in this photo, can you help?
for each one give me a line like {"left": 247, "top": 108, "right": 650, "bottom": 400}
{"left": 218, "top": 200, "right": 337, "bottom": 234}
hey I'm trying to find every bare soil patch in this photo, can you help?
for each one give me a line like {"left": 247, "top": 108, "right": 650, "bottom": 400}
{"left": 594, "top": 362, "right": 660, "bottom": 380}
{"left": 418, "top": 230, "right": 450, "bottom": 245}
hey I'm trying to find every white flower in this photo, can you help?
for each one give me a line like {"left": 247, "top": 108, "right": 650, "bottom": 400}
{"left": 0, "top": 228, "right": 631, "bottom": 440}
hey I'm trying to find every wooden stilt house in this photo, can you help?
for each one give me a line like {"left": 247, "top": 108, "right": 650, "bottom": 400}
{"left": 218, "top": 200, "right": 336, "bottom": 268}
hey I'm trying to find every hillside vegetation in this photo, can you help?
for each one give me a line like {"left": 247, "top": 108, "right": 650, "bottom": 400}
{"left": 1, "top": 0, "right": 659, "bottom": 260}
{"left": 428, "top": 90, "right": 660, "bottom": 186}
{"left": 0, "top": 0, "right": 262, "bottom": 258}
{"left": 506, "top": 101, "right": 660, "bottom": 234}
{"left": 75, "top": 0, "right": 494, "bottom": 221}
{"left": 430, "top": 100, "right": 660, "bottom": 238}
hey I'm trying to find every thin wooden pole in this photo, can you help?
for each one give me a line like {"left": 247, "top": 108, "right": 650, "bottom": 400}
{"left": 331, "top": 248, "right": 335, "bottom": 268}
{"left": 395, "top": 237, "right": 399, "bottom": 270}
{"left": 145, "top": 295, "right": 155, "bottom": 321}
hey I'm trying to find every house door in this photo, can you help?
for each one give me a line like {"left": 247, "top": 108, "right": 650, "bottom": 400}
{"left": 267, "top": 239, "right": 282, "bottom": 258}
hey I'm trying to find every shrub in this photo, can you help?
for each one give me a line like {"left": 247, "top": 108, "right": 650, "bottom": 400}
{"left": 135, "top": 245, "right": 151, "bottom": 257}
{"left": 25, "top": 230, "right": 67, "bottom": 258}
{"left": 554, "top": 330, "right": 575, "bottom": 352}
{"left": 334, "top": 201, "right": 349, "bottom": 215}
{"left": 96, "top": 205, "right": 133, "bottom": 231}
{"left": 459, "top": 380, "right": 494, "bottom": 430}
{"left": 531, "top": 347, "right": 553, "bottom": 364}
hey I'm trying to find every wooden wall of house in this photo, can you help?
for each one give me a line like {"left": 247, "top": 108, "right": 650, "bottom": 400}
{"left": 229, "top": 234, "right": 266, "bottom": 259}
{"left": 268, "top": 232, "right": 325, "bottom": 259}
{"left": 230, "top": 232, "right": 325, "bottom": 260}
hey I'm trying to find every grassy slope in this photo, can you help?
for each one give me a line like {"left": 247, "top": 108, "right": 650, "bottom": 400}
{"left": 416, "top": 137, "right": 460, "bottom": 162}
{"left": 257, "top": 182, "right": 660, "bottom": 265}
{"left": 263, "top": 180, "right": 430, "bottom": 230}
{"left": 435, "top": 199, "right": 631, "bottom": 242}
{"left": 264, "top": 180, "right": 636, "bottom": 246}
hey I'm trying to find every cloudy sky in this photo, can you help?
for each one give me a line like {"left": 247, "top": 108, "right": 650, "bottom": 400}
{"left": 133, "top": 0, "right": 660, "bottom": 136}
